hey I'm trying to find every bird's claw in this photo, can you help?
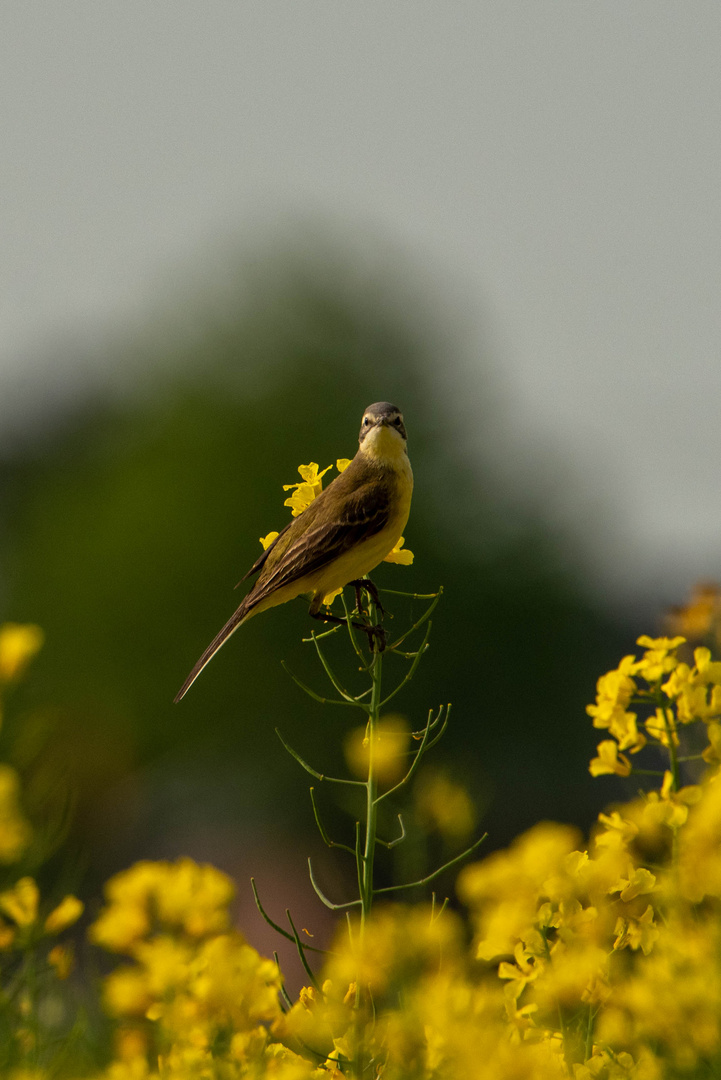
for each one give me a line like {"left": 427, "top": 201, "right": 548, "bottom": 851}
{"left": 349, "top": 578, "right": 386, "bottom": 618}
{"left": 362, "top": 623, "right": 386, "bottom": 653}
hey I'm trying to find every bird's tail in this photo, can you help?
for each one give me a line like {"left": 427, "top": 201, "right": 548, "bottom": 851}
{"left": 174, "top": 604, "right": 251, "bottom": 702}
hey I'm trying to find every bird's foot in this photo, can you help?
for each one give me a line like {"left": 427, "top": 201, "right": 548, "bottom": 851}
{"left": 349, "top": 578, "right": 386, "bottom": 618}
{"left": 309, "top": 607, "right": 386, "bottom": 653}
{"left": 361, "top": 622, "right": 386, "bottom": 653}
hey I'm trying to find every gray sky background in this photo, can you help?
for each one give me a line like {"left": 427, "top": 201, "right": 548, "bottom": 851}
{"left": 2, "top": 3, "right": 720, "bottom": 611}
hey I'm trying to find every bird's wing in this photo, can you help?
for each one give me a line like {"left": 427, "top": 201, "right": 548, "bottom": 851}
{"left": 237, "top": 518, "right": 294, "bottom": 585}
{"left": 246, "top": 480, "right": 392, "bottom": 606}
{"left": 174, "top": 480, "right": 391, "bottom": 702}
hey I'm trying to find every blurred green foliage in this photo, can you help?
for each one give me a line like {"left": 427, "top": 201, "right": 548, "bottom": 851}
{"left": 0, "top": 254, "right": 628, "bottom": 899}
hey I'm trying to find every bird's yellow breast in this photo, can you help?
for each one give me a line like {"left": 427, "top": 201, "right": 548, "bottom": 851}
{"left": 303, "top": 432, "right": 413, "bottom": 597}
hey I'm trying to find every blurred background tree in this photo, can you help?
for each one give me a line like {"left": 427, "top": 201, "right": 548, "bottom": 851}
{"left": 0, "top": 245, "right": 630, "bottom": 973}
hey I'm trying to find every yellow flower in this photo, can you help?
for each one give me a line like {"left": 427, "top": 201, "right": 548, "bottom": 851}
{"left": 90, "top": 900, "right": 149, "bottom": 954}
{"left": 0, "top": 765, "right": 32, "bottom": 864}
{"left": 414, "top": 767, "right": 477, "bottom": 841}
{"left": 613, "top": 904, "right": 659, "bottom": 955}
{"left": 665, "top": 582, "right": 721, "bottom": 641}
{"left": 134, "top": 935, "right": 193, "bottom": 998}
{"left": 90, "top": 859, "right": 235, "bottom": 956}
{"left": 693, "top": 646, "right": 721, "bottom": 683}
{"left": 0, "top": 877, "right": 39, "bottom": 927}
{"left": 190, "top": 933, "right": 282, "bottom": 1028}
{"left": 589, "top": 740, "right": 632, "bottom": 777}
{"left": 634, "top": 635, "right": 685, "bottom": 682}
{"left": 458, "top": 822, "right": 581, "bottom": 960}
{"left": 0, "top": 922, "right": 15, "bottom": 949}
{"left": 283, "top": 463, "right": 333, "bottom": 517}
{"left": 260, "top": 531, "right": 279, "bottom": 550}
{"left": 383, "top": 536, "right": 414, "bottom": 565}
{"left": 114, "top": 1026, "right": 149, "bottom": 1062}
{"left": 644, "top": 707, "right": 679, "bottom": 748}
{"left": 103, "top": 966, "right": 152, "bottom": 1017}
{"left": 703, "top": 720, "right": 721, "bottom": 763}
{"left": 679, "top": 778, "right": 721, "bottom": 902}
{"left": 0, "top": 623, "right": 44, "bottom": 682}
{"left": 344, "top": 715, "right": 410, "bottom": 785}
{"left": 586, "top": 656, "right": 645, "bottom": 749}
{"left": 662, "top": 648, "right": 721, "bottom": 723}
{"left": 336, "top": 458, "right": 351, "bottom": 473}
{"left": 323, "top": 905, "right": 463, "bottom": 999}
{"left": 44, "top": 894, "right": 84, "bottom": 934}
{"left": 640, "top": 771, "right": 702, "bottom": 831}
{"left": 594, "top": 811, "right": 639, "bottom": 849}
{"left": 153, "top": 859, "right": 234, "bottom": 938}
{"left": 48, "top": 943, "right": 74, "bottom": 979}
{"left": 617, "top": 867, "right": 656, "bottom": 903}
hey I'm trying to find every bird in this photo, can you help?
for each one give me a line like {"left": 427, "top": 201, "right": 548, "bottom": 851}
{"left": 174, "top": 401, "right": 413, "bottom": 701}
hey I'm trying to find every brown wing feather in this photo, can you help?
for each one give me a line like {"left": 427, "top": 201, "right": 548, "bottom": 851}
{"left": 237, "top": 517, "right": 294, "bottom": 585}
{"left": 243, "top": 479, "right": 391, "bottom": 613}
{"left": 175, "top": 453, "right": 392, "bottom": 702}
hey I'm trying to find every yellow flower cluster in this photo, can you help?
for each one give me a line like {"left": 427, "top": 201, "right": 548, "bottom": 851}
{"left": 0, "top": 623, "right": 44, "bottom": 685}
{"left": 0, "top": 625, "right": 83, "bottom": 945}
{"left": 453, "top": 773, "right": 721, "bottom": 1075}
{"left": 0, "top": 623, "right": 39, "bottom": 863}
{"left": 9, "top": 598, "right": 721, "bottom": 1078}
{"left": 343, "top": 713, "right": 410, "bottom": 785}
{"left": 0, "top": 876, "right": 82, "bottom": 948}
{"left": 87, "top": 858, "right": 331, "bottom": 1079}
{"left": 587, "top": 633, "right": 721, "bottom": 778}
{"left": 666, "top": 581, "right": 721, "bottom": 645}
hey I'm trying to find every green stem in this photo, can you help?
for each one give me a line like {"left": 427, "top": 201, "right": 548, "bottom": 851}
{"left": 360, "top": 626, "right": 382, "bottom": 931}
{"left": 351, "top": 598, "right": 383, "bottom": 1077}
{"left": 584, "top": 1003, "right": 595, "bottom": 1062}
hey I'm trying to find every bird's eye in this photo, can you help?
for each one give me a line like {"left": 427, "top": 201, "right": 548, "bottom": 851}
{"left": 363, "top": 417, "right": 371, "bottom": 426}
{"left": 393, "top": 416, "right": 403, "bottom": 427}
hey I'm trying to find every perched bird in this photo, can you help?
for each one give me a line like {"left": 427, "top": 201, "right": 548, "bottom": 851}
{"left": 174, "top": 402, "right": 413, "bottom": 701}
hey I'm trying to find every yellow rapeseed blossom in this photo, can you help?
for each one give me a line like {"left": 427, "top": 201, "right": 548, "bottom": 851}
{"left": 283, "top": 463, "right": 333, "bottom": 517}
{"left": 0, "top": 764, "right": 32, "bottom": 863}
{"left": 323, "top": 904, "right": 463, "bottom": 999}
{"left": 344, "top": 714, "right": 410, "bottom": 785}
{"left": 589, "top": 740, "right": 632, "bottom": 777}
{"left": 582, "top": 631, "right": 721, "bottom": 780}
{"left": 677, "top": 776, "right": 721, "bottom": 901}
{"left": 662, "top": 646, "right": 721, "bottom": 723}
{"left": 665, "top": 581, "right": 721, "bottom": 642}
{"left": 0, "top": 877, "right": 39, "bottom": 927}
{"left": 586, "top": 655, "right": 645, "bottom": 752}
{"left": 91, "top": 856, "right": 284, "bottom": 1076}
{"left": 596, "top": 914, "right": 721, "bottom": 1071}
{"left": 634, "top": 635, "right": 686, "bottom": 682}
{"left": 0, "top": 623, "right": 44, "bottom": 683}
{"left": 457, "top": 821, "right": 582, "bottom": 960}
{"left": 18, "top": 605, "right": 721, "bottom": 1078}
{"left": 102, "top": 966, "right": 152, "bottom": 1018}
{"left": 89, "top": 858, "right": 234, "bottom": 953}
{"left": 44, "top": 894, "right": 84, "bottom": 934}
{"left": 47, "top": 943, "right": 74, "bottom": 980}
{"left": 260, "top": 531, "right": 280, "bottom": 550}
{"left": 414, "top": 767, "right": 476, "bottom": 841}
{"left": 383, "top": 535, "right": 414, "bottom": 565}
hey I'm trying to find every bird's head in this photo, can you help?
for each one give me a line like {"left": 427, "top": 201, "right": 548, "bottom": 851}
{"left": 358, "top": 402, "right": 408, "bottom": 461}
